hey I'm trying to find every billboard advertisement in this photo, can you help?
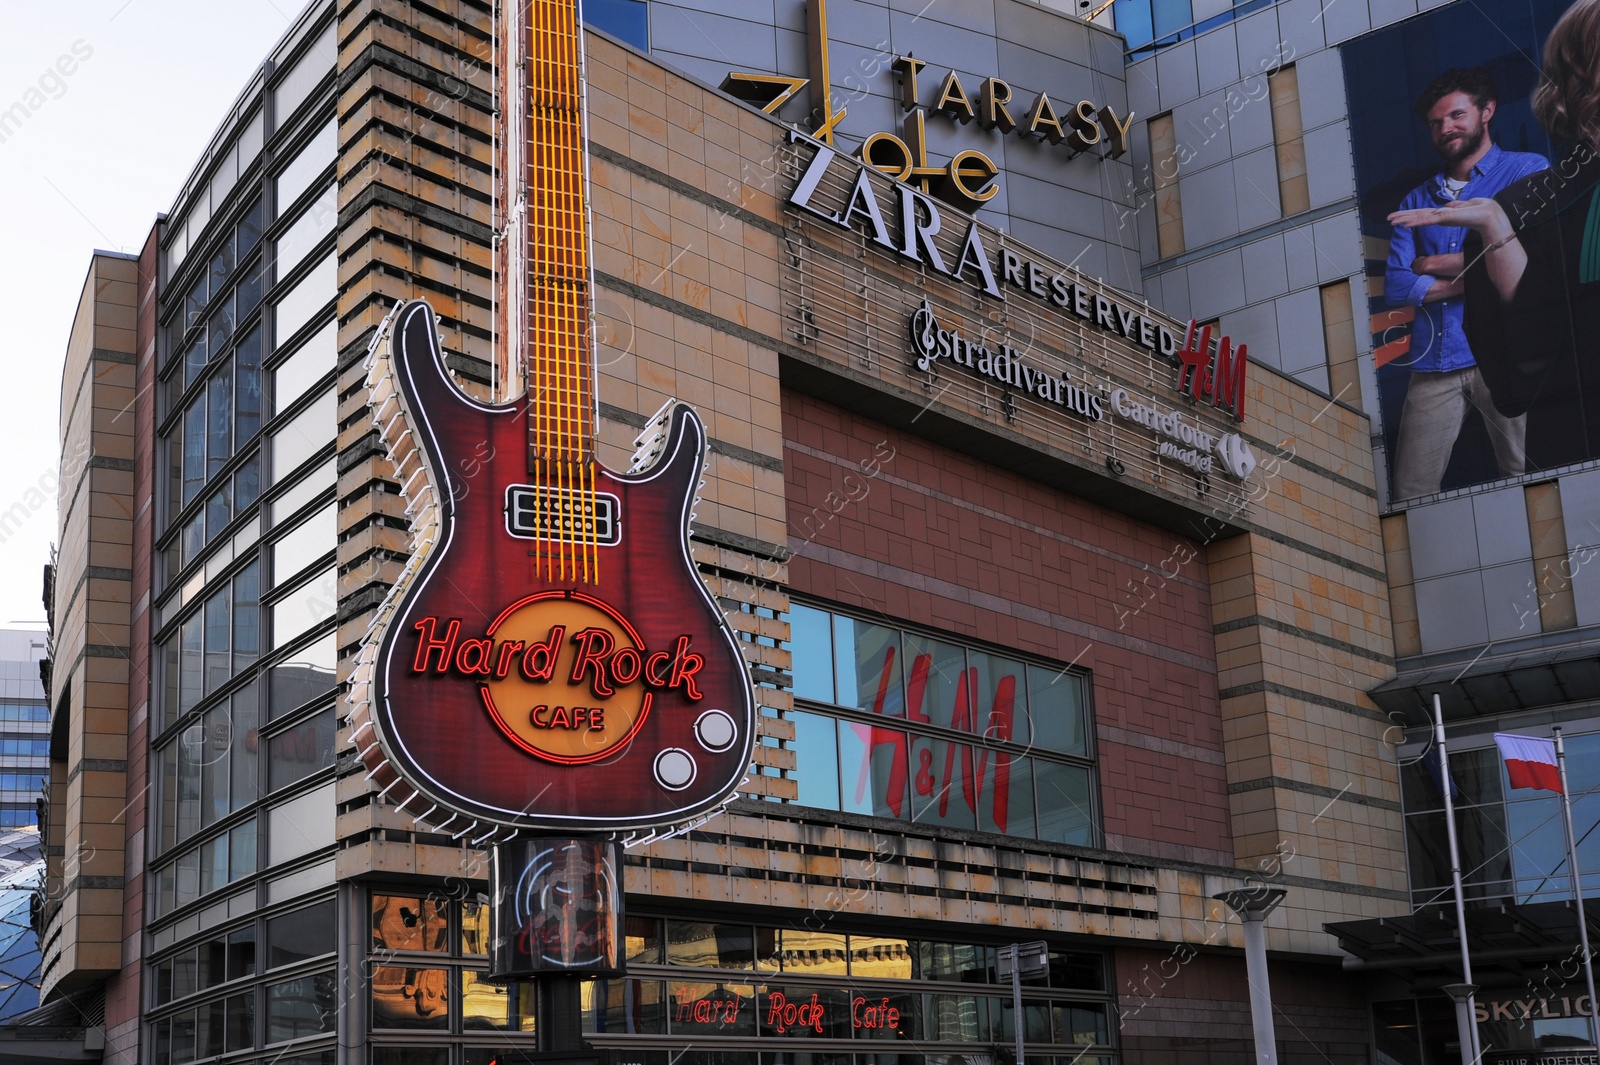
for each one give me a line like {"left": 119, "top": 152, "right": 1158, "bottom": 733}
{"left": 1343, "top": 0, "right": 1600, "bottom": 503}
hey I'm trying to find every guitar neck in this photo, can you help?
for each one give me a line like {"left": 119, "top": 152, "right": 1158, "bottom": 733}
{"left": 504, "top": 0, "right": 595, "bottom": 468}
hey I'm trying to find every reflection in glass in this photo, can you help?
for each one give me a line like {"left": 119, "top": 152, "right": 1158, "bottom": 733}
{"left": 371, "top": 894, "right": 449, "bottom": 954}
{"left": 775, "top": 930, "right": 849, "bottom": 976}
{"left": 850, "top": 936, "right": 913, "bottom": 981}
{"left": 787, "top": 604, "right": 834, "bottom": 703}
{"left": 462, "top": 970, "right": 511, "bottom": 1029}
{"left": 370, "top": 966, "right": 450, "bottom": 1030}
{"left": 1026, "top": 665, "right": 1083, "bottom": 755}
{"left": 921, "top": 992, "right": 989, "bottom": 1042}
{"left": 267, "top": 972, "right": 336, "bottom": 1041}
{"left": 667, "top": 922, "right": 754, "bottom": 970}
{"left": 667, "top": 981, "right": 757, "bottom": 1036}
{"left": 909, "top": 737, "right": 977, "bottom": 832}
{"left": 789, "top": 711, "right": 841, "bottom": 811}
{"left": 1033, "top": 761, "right": 1094, "bottom": 846}
{"left": 624, "top": 915, "right": 661, "bottom": 965}
{"left": 593, "top": 977, "right": 667, "bottom": 1034}
{"left": 977, "top": 752, "right": 1033, "bottom": 838}
{"left": 835, "top": 618, "right": 903, "bottom": 716}
{"left": 907, "top": 636, "right": 969, "bottom": 732}
{"left": 839, "top": 720, "right": 909, "bottom": 820}
{"left": 233, "top": 561, "right": 261, "bottom": 672}
{"left": 268, "top": 899, "right": 334, "bottom": 969}
{"left": 268, "top": 631, "right": 337, "bottom": 718}
{"left": 757, "top": 986, "right": 850, "bottom": 1038}
{"left": 268, "top": 709, "right": 334, "bottom": 791}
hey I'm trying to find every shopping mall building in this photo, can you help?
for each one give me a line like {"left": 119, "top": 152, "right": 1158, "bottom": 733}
{"left": 27, "top": 0, "right": 1600, "bottom": 1062}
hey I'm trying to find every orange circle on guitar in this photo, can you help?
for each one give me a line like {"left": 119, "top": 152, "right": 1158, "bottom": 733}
{"left": 480, "top": 591, "right": 652, "bottom": 764}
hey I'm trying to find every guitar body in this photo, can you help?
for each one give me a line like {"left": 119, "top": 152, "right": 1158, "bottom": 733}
{"left": 351, "top": 301, "right": 755, "bottom": 834}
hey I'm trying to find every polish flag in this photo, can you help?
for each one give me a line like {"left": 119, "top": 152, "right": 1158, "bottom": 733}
{"left": 1494, "top": 733, "right": 1564, "bottom": 794}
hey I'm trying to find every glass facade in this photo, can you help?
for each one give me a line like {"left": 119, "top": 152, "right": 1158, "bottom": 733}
{"left": 584, "top": 916, "right": 1113, "bottom": 1062}
{"left": 147, "top": 9, "right": 338, "bottom": 1064}
{"left": 1402, "top": 732, "right": 1600, "bottom": 907}
{"left": 1113, "top": 0, "right": 1273, "bottom": 55}
{"left": 786, "top": 604, "right": 1096, "bottom": 846}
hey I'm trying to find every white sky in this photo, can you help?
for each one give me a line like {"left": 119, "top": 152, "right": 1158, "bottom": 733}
{"left": 0, "top": 1, "right": 300, "bottom": 629}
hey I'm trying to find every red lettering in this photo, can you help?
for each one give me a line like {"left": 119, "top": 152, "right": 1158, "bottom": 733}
{"left": 859, "top": 646, "right": 909, "bottom": 817}
{"left": 411, "top": 617, "right": 460, "bottom": 673}
{"left": 1210, "top": 335, "right": 1247, "bottom": 420}
{"left": 610, "top": 646, "right": 642, "bottom": 684}
{"left": 1174, "top": 319, "right": 1247, "bottom": 421}
{"left": 668, "top": 635, "right": 704, "bottom": 699}
{"left": 644, "top": 650, "right": 672, "bottom": 686}
{"left": 569, "top": 627, "right": 617, "bottom": 696}
{"left": 455, "top": 638, "right": 493, "bottom": 675}
{"left": 520, "top": 626, "right": 565, "bottom": 681}
{"left": 494, "top": 640, "right": 526, "bottom": 678}
{"left": 852, "top": 996, "right": 898, "bottom": 1029}
{"left": 1175, "top": 320, "right": 1211, "bottom": 401}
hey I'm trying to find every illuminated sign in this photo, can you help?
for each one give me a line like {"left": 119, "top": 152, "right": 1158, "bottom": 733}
{"left": 349, "top": 0, "right": 756, "bottom": 838}
{"left": 1109, "top": 389, "right": 1257, "bottom": 480}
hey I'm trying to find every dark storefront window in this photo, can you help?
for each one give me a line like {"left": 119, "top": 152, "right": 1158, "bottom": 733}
{"left": 786, "top": 604, "right": 1097, "bottom": 847}
{"left": 589, "top": 918, "right": 1113, "bottom": 1058}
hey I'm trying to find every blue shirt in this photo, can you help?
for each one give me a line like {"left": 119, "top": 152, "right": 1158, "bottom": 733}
{"left": 1385, "top": 143, "right": 1549, "bottom": 373}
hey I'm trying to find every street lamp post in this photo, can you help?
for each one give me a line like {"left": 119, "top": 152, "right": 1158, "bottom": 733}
{"left": 1214, "top": 887, "right": 1288, "bottom": 1065}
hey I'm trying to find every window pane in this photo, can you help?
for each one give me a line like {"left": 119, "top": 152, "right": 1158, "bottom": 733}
{"left": 271, "top": 503, "right": 335, "bottom": 587}
{"left": 270, "top": 388, "right": 335, "bottom": 483}
{"left": 1025, "top": 664, "right": 1083, "bottom": 755}
{"left": 177, "top": 727, "right": 201, "bottom": 843}
{"left": 231, "top": 681, "right": 260, "bottom": 809}
{"left": 923, "top": 991, "right": 990, "bottom": 1041}
{"left": 225, "top": 992, "right": 255, "bottom": 1052}
{"left": 233, "top": 559, "right": 261, "bottom": 671}
{"left": 834, "top": 617, "right": 902, "bottom": 716}
{"left": 774, "top": 931, "right": 848, "bottom": 976}
{"left": 270, "top": 457, "right": 335, "bottom": 525}
{"left": 976, "top": 750, "right": 1033, "bottom": 838}
{"left": 268, "top": 708, "right": 334, "bottom": 791}
{"left": 269, "top": 632, "right": 337, "bottom": 718}
{"left": 207, "top": 371, "right": 233, "bottom": 478}
{"left": 463, "top": 970, "right": 511, "bottom": 1030}
{"left": 198, "top": 706, "right": 230, "bottom": 829}
{"left": 788, "top": 711, "right": 840, "bottom": 811}
{"left": 270, "top": 566, "right": 337, "bottom": 650}
{"left": 201, "top": 833, "right": 228, "bottom": 893}
{"left": 276, "top": 183, "right": 336, "bottom": 278}
{"left": 209, "top": 234, "right": 236, "bottom": 294}
{"left": 228, "top": 926, "right": 256, "bottom": 981}
{"left": 787, "top": 604, "right": 834, "bottom": 703}
{"left": 272, "top": 24, "right": 335, "bottom": 129}
{"left": 666, "top": 982, "right": 757, "bottom": 1036}
{"left": 179, "top": 615, "right": 203, "bottom": 717}
{"left": 913, "top": 941, "right": 989, "bottom": 982}
{"left": 667, "top": 921, "right": 754, "bottom": 969}
{"left": 1033, "top": 761, "right": 1094, "bottom": 846}
{"left": 275, "top": 118, "right": 336, "bottom": 216}
{"left": 237, "top": 258, "right": 265, "bottom": 321}
{"left": 905, "top": 634, "right": 965, "bottom": 729}
{"left": 205, "top": 482, "right": 231, "bottom": 543}
{"left": 909, "top": 736, "right": 976, "bottom": 831}
{"left": 267, "top": 899, "right": 335, "bottom": 968}
{"left": 592, "top": 977, "right": 667, "bottom": 1035}
{"left": 235, "top": 325, "right": 263, "bottom": 442}
{"left": 969, "top": 652, "right": 1027, "bottom": 745}
{"left": 207, "top": 292, "right": 235, "bottom": 360}
{"left": 272, "top": 256, "right": 334, "bottom": 345}
{"left": 238, "top": 197, "right": 264, "bottom": 257}
{"left": 462, "top": 896, "right": 491, "bottom": 956}
{"left": 267, "top": 972, "right": 336, "bottom": 1041}
{"left": 371, "top": 894, "right": 450, "bottom": 952}
{"left": 182, "top": 400, "right": 206, "bottom": 506}
{"left": 181, "top": 514, "right": 203, "bottom": 571}
{"left": 370, "top": 966, "right": 450, "bottom": 1030}
{"left": 850, "top": 936, "right": 913, "bottom": 980}
{"left": 203, "top": 587, "right": 231, "bottom": 695}
{"left": 234, "top": 453, "right": 262, "bottom": 512}
{"left": 838, "top": 720, "right": 908, "bottom": 820}
{"left": 272, "top": 320, "right": 335, "bottom": 415}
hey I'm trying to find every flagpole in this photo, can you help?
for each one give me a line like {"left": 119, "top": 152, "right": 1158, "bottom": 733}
{"left": 1553, "top": 726, "right": 1599, "bottom": 1045}
{"left": 1435, "top": 695, "right": 1481, "bottom": 1064}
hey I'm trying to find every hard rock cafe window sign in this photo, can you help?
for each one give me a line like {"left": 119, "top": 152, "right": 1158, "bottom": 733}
{"left": 582, "top": 917, "right": 1114, "bottom": 1050}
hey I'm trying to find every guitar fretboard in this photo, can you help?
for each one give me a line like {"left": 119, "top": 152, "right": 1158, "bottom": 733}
{"left": 504, "top": 0, "right": 600, "bottom": 582}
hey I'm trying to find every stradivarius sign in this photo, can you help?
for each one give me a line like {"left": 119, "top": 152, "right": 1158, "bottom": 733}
{"left": 907, "top": 301, "right": 1257, "bottom": 481}
{"left": 909, "top": 300, "right": 1103, "bottom": 422}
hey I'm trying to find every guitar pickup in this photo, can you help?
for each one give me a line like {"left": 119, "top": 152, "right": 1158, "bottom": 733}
{"left": 503, "top": 485, "right": 622, "bottom": 545}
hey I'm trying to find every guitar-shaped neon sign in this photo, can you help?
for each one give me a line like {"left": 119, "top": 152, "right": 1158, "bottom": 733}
{"left": 348, "top": 0, "right": 755, "bottom": 836}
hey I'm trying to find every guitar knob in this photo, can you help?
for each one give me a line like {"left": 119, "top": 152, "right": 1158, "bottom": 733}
{"left": 653, "top": 748, "right": 697, "bottom": 791}
{"left": 694, "top": 709, "right": 737, "bottom": 753}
